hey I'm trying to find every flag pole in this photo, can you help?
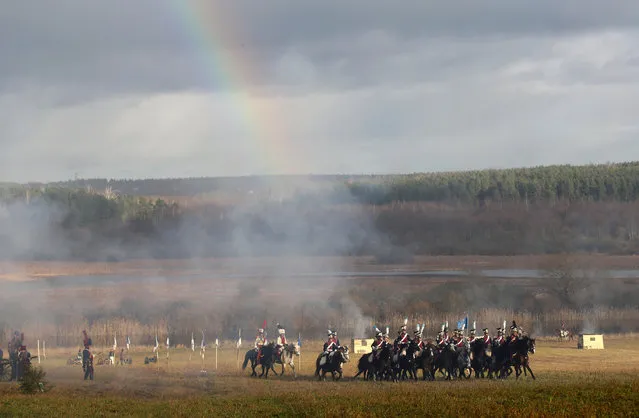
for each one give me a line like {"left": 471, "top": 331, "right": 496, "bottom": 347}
{"left": 37, "top": 340, "right": 41, "bottom": 364}
{"left": 236, "top": 328, "right": 242, "bottom": 375}
{"left": 43, "top": 340, "right": 46, "bottom": 359}
{"left": 298, "top": 333, "right": 301, "bottom": 373}
{"left": 215, "top": 338, "right": 218, "bottom": 371}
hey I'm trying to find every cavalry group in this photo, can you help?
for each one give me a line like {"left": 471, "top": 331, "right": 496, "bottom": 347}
{"left": 352, "top": 320, "right": 536, "bottom": 381}
{"left": 246, "top": 320, "right": 536, "bottom": 381}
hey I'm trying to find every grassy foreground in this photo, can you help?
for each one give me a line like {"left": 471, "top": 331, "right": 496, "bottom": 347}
{"left": 1, "top": 376, "right": 637, "bottom": 417}
{"left": 1, "top": 337, "right": 638, "bottom": 417}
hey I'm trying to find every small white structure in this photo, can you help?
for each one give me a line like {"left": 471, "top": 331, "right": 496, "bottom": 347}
{"left": 578, "top": 334, "right": 604, "bottom": 350}
{"left": 351, "top": 338, "right": 374, "bottom": 354}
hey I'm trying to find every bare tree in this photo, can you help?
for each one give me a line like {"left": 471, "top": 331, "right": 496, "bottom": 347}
{"left": 539, "top": 255, "right": 597, "bottom": 309}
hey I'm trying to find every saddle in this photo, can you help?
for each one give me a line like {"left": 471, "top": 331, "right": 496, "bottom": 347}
{"left": 319, "top": 352, "right": 333, "bottom": 366}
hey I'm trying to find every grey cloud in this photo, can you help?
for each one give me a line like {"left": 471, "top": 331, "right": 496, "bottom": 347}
{"left": 3, "top": 0, "right": 639, "bottom": 98}
{"left": 2, "top": 1, "right": 639, "bottom": 181}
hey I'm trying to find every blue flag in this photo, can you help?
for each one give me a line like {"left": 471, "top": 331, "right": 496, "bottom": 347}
{"left": 297, "top": 333, "right": 302, "bottom": 347}
{"left": 457, "top": 316, "right": 468, "bottom": 330}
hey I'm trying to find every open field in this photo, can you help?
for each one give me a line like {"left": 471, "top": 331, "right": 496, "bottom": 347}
{"left": 3, "top": 254, "right": 639, "bottom": 281}
{"left": 1, "top": 336, "right": 638, "bottom": 417}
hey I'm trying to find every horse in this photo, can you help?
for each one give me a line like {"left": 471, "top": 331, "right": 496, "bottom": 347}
{"left": 454, "top": 340, "right": 472, "bottom": 379}
{"left": 414, "top": 342, "right": 436, "bottom": 381}
{"left": 273, "top": 343, "right": 300, "bottom": 378}
{"left": 488, "top": 340, "right": 509, "bottom": 379}
{"left": 395, "top": 341, "right": 419, "bottom": 381}
{"left": 556, "top": 328, "right": 574, "bottom": 342}
{"left": 433, "top": 342, "right": 456, "bottom": 380}
{"left": 511, "top": 336, "right": 536, "bottom": 380}
{"left": 242, "top": 343, "right": 278, "bottom": 378}
{"left": 369, "top": 344, "right": 394, "bottom": 381}
{"left": 353, "top": 353, "right": 371, "bottom": 380}
{"left": 316, "top": 346, "right": 350, "bottom": 381}
{"left": 470, "top": 339, "right": 489, "bottom": 378}
{"left": 353, "top": 345, "right": 391, "bottom": 381}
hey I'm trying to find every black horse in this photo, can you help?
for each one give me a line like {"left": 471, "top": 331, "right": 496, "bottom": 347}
{"left": 470, "top": 339, "right": 489, "bottom": 378}
{"left": 488, "top": 340, "right": 509, "bottom": 379}
{"left": 396, "top": 341, "right": 419, "bottom": 380}
{"left": 510, "top": 336, "right": 536, "bottom": 380}
{"left": 414, "top": 343, "right": 436, "bottom": 381}
{"left": 454, "top": 341, "right": 472, "bottom": 379}
{"left": 434, "top": 343, "right": 457, "bottom": 380}
{"left": 353, "top": 353, "right": 371, "bottom": 380}
{"left": 242, "top": 343, "right": 278, "bottom": 378}
{"left": 316, "top": 346, "right": 350, "bottom": 381}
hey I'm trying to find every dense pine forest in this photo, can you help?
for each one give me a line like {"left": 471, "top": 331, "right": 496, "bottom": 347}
{"left": 2, "top": 162, "right": 639, "bottom": 260}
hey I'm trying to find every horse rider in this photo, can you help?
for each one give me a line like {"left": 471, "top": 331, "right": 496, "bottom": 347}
{"left": 450, "top": 329, "right": 458, "bottom": 344}
{"left": 436, "top": 327, "right": 451, "bottom": 354}
{"left": 508, "top": 321, "right": 520, "bottom": 343}
{"left": 394, "top": 325, "right": 411, "bottom": 354}
{"left": 468, "top": 329, "right": 477, "bottom": 343}
{"left": 455, "top": 331, "right": 466, "bottom": 348}
{"left": 320, "top": 330, "right": 340, "bottom": 365}
{"left": 494, "top": 328, "right": 505, "bottom": 346}
{"left": 370, "top": 331, "right": 387, "bottom": 362}
{"left": 481, "top": 328, "right": 491, "bottom": 346}
{"left": 255, "top": 328, "right": 267, "bottom": 363}
{"left": 333, "top": 330, "right": 342, "bottom": 348}
{"left": 413, "top": 328, "right": 426, "bottom": 350}
{"left": 275, "top": 324, "right": 287, "bottom": 359}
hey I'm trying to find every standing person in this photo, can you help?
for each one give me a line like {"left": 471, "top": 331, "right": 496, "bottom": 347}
{"left": 82, "top": 332, "right": 94, "bottom": 381}
{"left": 82, "top": 345, "right": 94, "bottom": 380}
{"left": 119, "top": 348, "right": 125, "bottom": 365}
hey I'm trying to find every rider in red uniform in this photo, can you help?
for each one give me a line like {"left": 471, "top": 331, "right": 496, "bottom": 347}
{"left": 275, "top": 325, "right": 287, "bottom": 358}
{"left": 370, "top": 332, "right": 387, "bottom": 361}
{"left": 255, "top": 328, "right": 267, "bottom": 363}
{"left": 393, "top": 325, "right": 411, "bottom": 353}
{"left": 482, "top": 328, "right": 491, "bottom": 346}
{"left": 413, "top": 328, "right": 426, "bottom": 350}
{"left": 437, "top": 328, "right": 450, "bottom": 350}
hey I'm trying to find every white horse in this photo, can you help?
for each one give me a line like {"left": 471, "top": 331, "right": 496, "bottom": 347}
{"left": 274, "top": 343, "right": 300, "bottom": 378}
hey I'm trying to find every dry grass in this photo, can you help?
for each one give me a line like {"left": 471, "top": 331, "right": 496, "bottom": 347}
{"left": 1, "top": 336, "right": 637, "bottom": 417}
{"left": 2, "top": 254, "right": 639, "bottom": 281}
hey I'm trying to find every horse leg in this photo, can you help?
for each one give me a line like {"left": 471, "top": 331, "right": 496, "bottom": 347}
{"left": 526, "top": 364, "right": 536, "bottom": 380}
{"left": 270, "top": 364, "right": 279, "bottom": 376}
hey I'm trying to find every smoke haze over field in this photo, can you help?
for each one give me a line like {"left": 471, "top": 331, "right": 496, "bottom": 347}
{"left": 2, "top": 2, "right": 639, "bottom": 347}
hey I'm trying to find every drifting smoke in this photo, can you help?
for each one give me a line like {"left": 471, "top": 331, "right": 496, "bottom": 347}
{"left": 0, "top": 180, "right": 388, "bottom": 346}
{"left": 2, "top": 179, "right": 639, "bottom": 347}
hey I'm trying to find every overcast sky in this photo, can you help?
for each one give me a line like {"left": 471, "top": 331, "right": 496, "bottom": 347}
{"left": 2, "top": 1, "right": 639, "bottom": 182}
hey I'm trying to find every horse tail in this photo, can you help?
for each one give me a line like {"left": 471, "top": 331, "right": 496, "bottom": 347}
{"left": 242, "top": 351, "right": 250, "bottom": 370}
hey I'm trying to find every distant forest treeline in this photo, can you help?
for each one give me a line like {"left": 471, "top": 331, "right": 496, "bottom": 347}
{"left": 30, "top": 161, "right": 639, "bottom": 203}
{"left": 1, "top": 162, "right": 639, "bottom": 260}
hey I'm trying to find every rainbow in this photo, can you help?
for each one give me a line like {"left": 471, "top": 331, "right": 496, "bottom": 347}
{"left": 164, "top": 0, "right": 300, "bottom": 175}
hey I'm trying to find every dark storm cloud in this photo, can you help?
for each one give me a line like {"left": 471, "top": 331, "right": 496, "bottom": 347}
{"left": 2, "top": 0, "right": 639, "bottom": 97}
{"left": 1, "top": 1, "right": 639, "bottom": 182}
